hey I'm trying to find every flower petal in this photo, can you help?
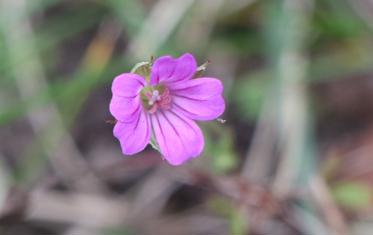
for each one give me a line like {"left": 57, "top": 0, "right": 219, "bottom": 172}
{"left": 170, "top": 77, "right": 225, "bottom": 120}
{"left": 150, "top": 53, "right": 197, "bottom": 85}
{"left": 109, "top": 95, "right": 140, "bottom": 122}
{"left": 151, "top": 111, "right": 204, "bottom": 165}
{"left": 111, "top": 73, "right": 146, "bottom": 97}
{"left": 113, "top": 109, "right": 150, "bottom": 155}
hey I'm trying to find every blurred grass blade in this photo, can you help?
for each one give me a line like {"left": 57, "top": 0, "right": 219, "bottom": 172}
{"left": 0, "top": 0, "right": 103, "bottom": 191}
{"left": 128, "top": 0, "right": 195, "bottom": 60}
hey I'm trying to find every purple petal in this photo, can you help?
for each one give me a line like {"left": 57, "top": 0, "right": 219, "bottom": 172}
{"left": 109, "top": 95, "right": 141, "bottom": 122}
{"left": 111, "top": 73, "right": 146, "bottom": 97}
{"left": 149, "top": 56, "right": 175, "bottom": 85}
{"left": 151, "top": 111, "right": 204, "bottom": 165}
{"left": 113, "top": 109, "right": 150, "bottom": 155}
{"left": 150, "top": 53, "right": 197, "bottom": 85}
{"left": 170, "top": 77, "right": 225, "bottom": 120}
{"left": 110, "top": 73, "right": 145, "bottom": 122}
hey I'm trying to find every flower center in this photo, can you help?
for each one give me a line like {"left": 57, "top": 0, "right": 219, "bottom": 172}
{"left": 148, "top": 90, "right": 161, "bottom": 106}
{"left": 141, "top": 86, "right": 171, "bottom": 114}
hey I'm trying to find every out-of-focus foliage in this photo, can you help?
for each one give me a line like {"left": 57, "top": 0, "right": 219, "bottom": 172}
{"left": 332, "top": 181, "right": 372, "bottom": 210}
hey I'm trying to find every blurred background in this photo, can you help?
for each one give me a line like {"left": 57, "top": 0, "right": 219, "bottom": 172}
{"left": 1, "top": 0, "right": 373, "bottom": 234}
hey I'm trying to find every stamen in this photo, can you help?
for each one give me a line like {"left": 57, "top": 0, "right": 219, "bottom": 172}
{"left": 153, "top": 90, "right": 159, "bottom": 97}
{"left": 142, "top": 87, "right": 171, "bottom": 113}
{"left": 148, "top": 90, "right": 161, "bottom": 106}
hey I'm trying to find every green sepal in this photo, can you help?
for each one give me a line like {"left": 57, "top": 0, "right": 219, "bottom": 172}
{"left": 194, "top": 60, "right": 210, "bottom": 78}
{"left": 130, "top": 61, "right": 151, "bottom": 82}
{"left": 149, "top": 134, "right": 161, "bottom": 153}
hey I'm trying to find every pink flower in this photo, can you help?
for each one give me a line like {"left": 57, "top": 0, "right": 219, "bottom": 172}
{"left": 110, "top": 53, "right": 225, "bottom": 165}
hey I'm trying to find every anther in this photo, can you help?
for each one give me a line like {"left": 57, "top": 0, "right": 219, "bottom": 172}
{"left": 148, "top": 90, "right": 161, "bottom": 106}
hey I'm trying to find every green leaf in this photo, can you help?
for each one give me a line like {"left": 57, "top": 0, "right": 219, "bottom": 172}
{"left": 230, "top": 208, "right": 248, "bottom": 235}
{"left": 212, "top": 133, "right": 237, "bottom": 173}
{"left": 332, "top": 181, "right": 372, "bottom": 210}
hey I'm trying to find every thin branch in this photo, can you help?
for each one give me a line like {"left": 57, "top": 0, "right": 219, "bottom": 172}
{"left": 26, "top": 190, "right": 129, "bottom": 228}
{"left": 128, "top": 166, "right": 180, "bottom": 221}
